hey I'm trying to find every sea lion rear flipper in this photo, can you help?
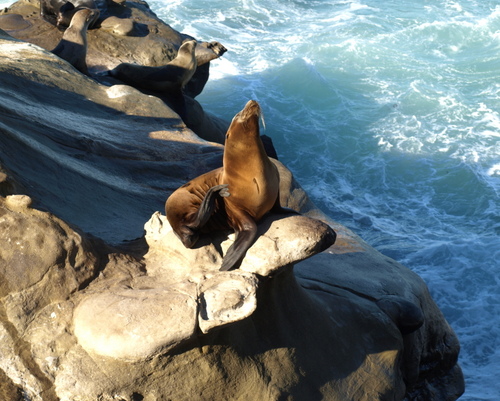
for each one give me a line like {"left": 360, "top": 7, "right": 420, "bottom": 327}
{"left": 220, "top": 211, "right": 257, "bottom": 271}
{"left": 191, "top": 184, "right": 229, "bottom": 228}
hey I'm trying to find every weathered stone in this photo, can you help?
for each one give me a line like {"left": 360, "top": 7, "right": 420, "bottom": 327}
{"left": 100, "top": 16, "right": 135, "bottom": 36}
{"left": 5, "top": 194, "right": 32, "bottom": 210}
{"left": 144, "top": 211, "right": 336, "bottom": 278}
{"left": 198, "top": 272, "right": 259, "bottom": 334}
{"left": 0, "top": 197, "right": 100, "bottom": 332}
{"left": 69, "top": 210, "right": 334, "bottom": 361}
{"left": 74, "top": 286, "right": 198, "bottom": 360}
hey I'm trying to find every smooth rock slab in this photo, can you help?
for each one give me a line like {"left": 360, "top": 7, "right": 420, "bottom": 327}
{"left": 144, "top": 211, "right": 336, "bottom": 279}
{"left": 74, "top": 286, "right": 198, "bottom": 360}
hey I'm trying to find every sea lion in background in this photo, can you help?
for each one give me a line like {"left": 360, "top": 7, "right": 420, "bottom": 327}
{"left": 109, "top": 39, "right": 197, "bottom": 118}
{"left": 109, "top": 40, "right": 198, "bottom": 93}
{"left": 40, "top": 0, "right": 100, "bottom": 28}
{"left": 51, "top": 8, "right": 99, "bottom": 75}
{"left": 166, "top": 100, "right": 288, "bottom": 271}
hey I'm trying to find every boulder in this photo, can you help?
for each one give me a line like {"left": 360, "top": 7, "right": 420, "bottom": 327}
{"left": 71, "top": 211, "right": 335, "bottom": 361}
{"left": 0, "top": 4, "right": 464, "bottom": 400}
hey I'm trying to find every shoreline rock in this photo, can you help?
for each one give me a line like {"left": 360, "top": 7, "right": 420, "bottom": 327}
{"left": 0, "top": 2, "right": 464, "bottom": 399}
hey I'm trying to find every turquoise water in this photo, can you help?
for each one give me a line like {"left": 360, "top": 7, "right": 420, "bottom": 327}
{"left": 149, "top": 0, "right": 499, "bottom": 399}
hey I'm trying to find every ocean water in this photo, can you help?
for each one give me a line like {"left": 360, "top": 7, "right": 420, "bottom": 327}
{"left": 147, "top": 0, "right": 499, "bottom": 399}
{"left": 1, "top": 0, "right": 498, "bottom": 399}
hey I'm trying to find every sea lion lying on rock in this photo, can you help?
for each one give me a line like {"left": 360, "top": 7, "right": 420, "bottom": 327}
{"left": 166, "top": 100, "right": 299, "bottom": 271}
{"left": 109, "top": 39, "right": 198, "bottom": 93}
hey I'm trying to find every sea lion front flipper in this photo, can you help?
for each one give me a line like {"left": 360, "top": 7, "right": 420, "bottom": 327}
{"left": 220, "top": 210, "right": 257, "bottom": 271}
{"left": 191, "top": 184, "right": 230, "bottom": 229}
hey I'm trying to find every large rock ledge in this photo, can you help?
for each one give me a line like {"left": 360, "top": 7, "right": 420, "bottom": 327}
{"left": 0, "top": 3, "right": 464, "bottom": 400}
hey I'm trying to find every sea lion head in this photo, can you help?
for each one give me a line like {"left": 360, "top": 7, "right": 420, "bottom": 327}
{"left": 174, "top": 224, "right": 199, "bottom": 249}
{"left": 227, "top": 100, "right": 264, "bottom": 140}
{"left": 179, "top": 39, "right": 197, "bottom": 57}
{"left": 165, "top": 191, "right": 200, "bottom": 248}
{"left": 57, "top": 4, "right": 99, "bottom": 29}
{"left": 74, "top": 8, "right": 99, "bottom": 28}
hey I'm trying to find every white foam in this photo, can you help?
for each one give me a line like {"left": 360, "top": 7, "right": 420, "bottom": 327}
{"left": 487, "top": 164, "right": 500, "bottom": 177}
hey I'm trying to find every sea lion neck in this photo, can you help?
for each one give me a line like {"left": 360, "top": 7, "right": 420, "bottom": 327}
{"left": 226, "top": 100, "right": 262, "bottom": 142}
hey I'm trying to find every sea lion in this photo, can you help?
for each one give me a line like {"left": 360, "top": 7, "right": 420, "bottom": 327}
{"left": 109, "top": 39, "right": 197, "bottom": 119}
{"left": 40, "top": 0, "right": 100, "bottom": 28}
{"left": 109, "top": 39, "right": 198, "bottom": 93}
{"left": 166, "top": 100, "right": 286, "bottom": 271}
{"left": 51, "top": 8, "right": 99, "bottom": 75}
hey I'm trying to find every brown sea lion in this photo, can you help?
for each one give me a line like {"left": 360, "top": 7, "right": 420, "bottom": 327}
{"left": 51, "top": 8, "right": 99, "bottom": 75}
{"left": 166, "top": 100, "right": 288, "bottom": 271}
{"left": 109, "top": 39, "right": 198, "bottom": 93}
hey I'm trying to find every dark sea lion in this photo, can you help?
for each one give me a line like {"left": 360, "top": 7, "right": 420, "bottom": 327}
{"left": 109, "top": 39, "right": 197, "bottom": 119}
{"left": 166, "top": 100, "right": 287, "bottom": 271}
{"left": 51, "top": 8, "right": 99, "bottom": 75}
{"left": 109, "top": 39, "right": 198, "bottom": 93}
{"left": 40, "top": 0, "right": 99, "bottom": 28}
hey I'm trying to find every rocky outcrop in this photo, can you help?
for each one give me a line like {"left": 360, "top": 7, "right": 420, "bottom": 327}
{"left": 72, "top": 211, "right": 335, "bottom": 362}
{"left": 0, "top": 3, "right": 464, "bottom": 400}
{"left": 0, "top": 0, "right": 229, "bottom": 143}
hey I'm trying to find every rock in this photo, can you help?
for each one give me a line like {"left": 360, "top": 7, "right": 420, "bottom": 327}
{"left": 5, "top": 194, "right": 32, "bottom": 210}
{"left": 295, "top": 251, "right": 465, "bottom": 397}
{"left": 100, "top": 16, "right": 134, "bottom": 36}
{"left": 74, "top": 285, "right": 198, "bottom": 360}
{"left": 0, "top": 13, "right": 30, "bottom": 30}
{"left": 143, "top": 211, "right": 336, "bottom": 277}
{"left": 0, "top": 0, "right": 229, "bottom": 141}
{"left": 70, "top": 211, "right": 335, "bottom": 361}
{"left": 198, "top": 272, "right": 259, "bottom": 334}
{"left": 0, "top": 197, "right": 100, "bottom": 330}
